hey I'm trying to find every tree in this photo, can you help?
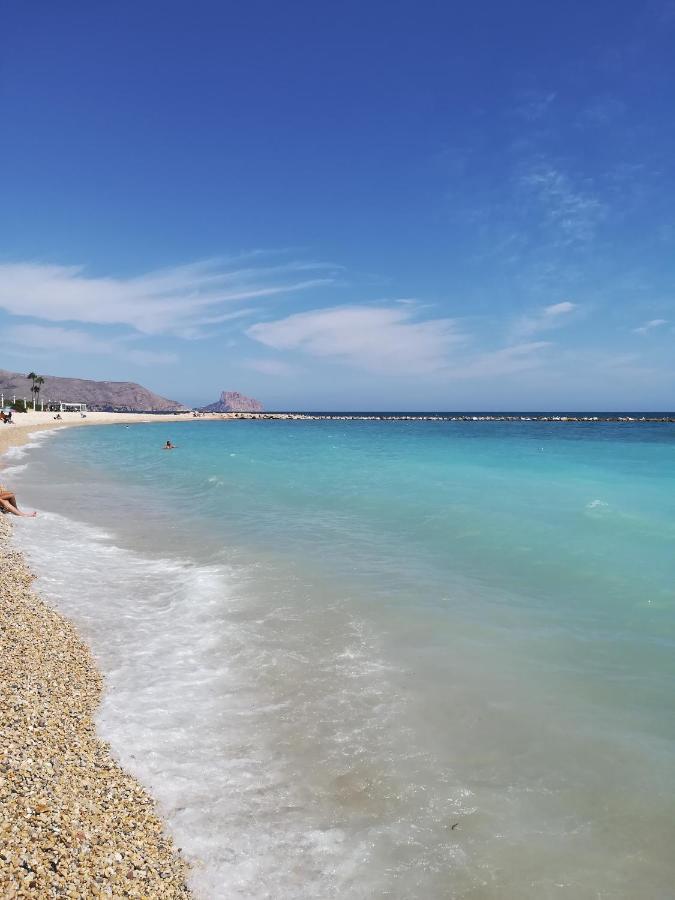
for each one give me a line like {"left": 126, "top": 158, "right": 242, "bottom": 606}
{"left": 26, "top": 372, "right": 37, "bottom": 410}
{"left": 34, "top": 376, "right": 45, "bottom": 408}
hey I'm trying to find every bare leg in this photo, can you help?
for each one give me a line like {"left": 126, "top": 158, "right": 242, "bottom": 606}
{"left": 0, "top": 496, "right": 37, "bottom": 518}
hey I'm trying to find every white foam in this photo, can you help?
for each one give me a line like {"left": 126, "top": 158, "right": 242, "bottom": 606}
{"left": 1, "top": 427, "right": 63, "bottom": 464}
{"left": 13, "top": 511, "right": 468, "bottom": 898}
{"left": 0, "top": 463, "right": 28, "bottom": 476}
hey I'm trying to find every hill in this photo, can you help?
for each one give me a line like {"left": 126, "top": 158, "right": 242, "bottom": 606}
{"left": 198, "top": 391, "right": 264, "bottom": 412}
{"left": 0, "top": 369, "right": 187, "bottom": 412}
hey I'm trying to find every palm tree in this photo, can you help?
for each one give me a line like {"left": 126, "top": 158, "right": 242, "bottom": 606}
{"left": 26, "top": 372, "right": 37, "bottom": 410}
{"left": 34, "top": 376, "right": 45, "bottom": 409}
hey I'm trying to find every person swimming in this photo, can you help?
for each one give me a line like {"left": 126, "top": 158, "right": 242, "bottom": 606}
{"left": 164, "top": 440, "right": 176, "bottom": 449}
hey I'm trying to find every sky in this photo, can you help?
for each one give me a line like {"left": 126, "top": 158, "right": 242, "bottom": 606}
{"left": 1, "top": 0, "right": 674, "bottom": 410}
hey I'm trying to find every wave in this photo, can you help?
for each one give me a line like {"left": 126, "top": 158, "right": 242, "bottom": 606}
{"left": 12, "top": 510, "right": 470, "bottom": 898}
{"left": 1, "top": 427, "right": 64, "bottom": 464}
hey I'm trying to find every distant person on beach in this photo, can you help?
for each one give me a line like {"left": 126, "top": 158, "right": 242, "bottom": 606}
{"left": 0, "top": 486, "right": 37, "bottom": 517}
{"left": 164, "top": 440, "right": 176, "bottom": 449}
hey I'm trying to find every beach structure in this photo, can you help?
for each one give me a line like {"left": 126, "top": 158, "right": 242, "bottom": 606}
{"left": 56, "top": 401, "right": 88, "bottom": 412}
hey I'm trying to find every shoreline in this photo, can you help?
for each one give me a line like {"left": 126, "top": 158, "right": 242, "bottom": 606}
{"left": 0, "top": 412, "right": 672, "bottom": 897}
{"left": 1, "top": 424, "right": 191, "bottom": 896}
{"left": 0, "top": 410, "right": 217, "bottom": 460}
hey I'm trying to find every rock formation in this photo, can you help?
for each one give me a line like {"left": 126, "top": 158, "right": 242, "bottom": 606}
{"left": 0, "top": 369, "right": 187, "bottom": 413}
{"left": 198, "top": 391, "right": 264, "bottom": 413}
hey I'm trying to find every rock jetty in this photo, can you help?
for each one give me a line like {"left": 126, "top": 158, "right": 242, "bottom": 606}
{"left": 0, "top": 517, "right": 190, "bottom": 898}
{"left": 215, "top": 413, "right": 675, "bottom": 423}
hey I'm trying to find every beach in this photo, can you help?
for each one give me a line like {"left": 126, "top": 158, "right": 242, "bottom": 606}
{"left": 3, "top": 414, "right": 675, "bottom": 897}
{"left": 0, "top": 416, "right": 192, "bottom": 897}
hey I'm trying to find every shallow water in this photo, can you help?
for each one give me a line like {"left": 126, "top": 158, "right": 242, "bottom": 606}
{"left": 8, "top": 419, "right": 675, "bottom": 898}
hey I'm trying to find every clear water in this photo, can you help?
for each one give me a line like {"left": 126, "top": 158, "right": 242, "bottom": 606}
{"left": 6, "top": 419, "right": 675, "bottom": 898}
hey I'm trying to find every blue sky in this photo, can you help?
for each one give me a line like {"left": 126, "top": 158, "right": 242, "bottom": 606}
{"left": 2, "top": 0, "right": 674, "bottom": 409}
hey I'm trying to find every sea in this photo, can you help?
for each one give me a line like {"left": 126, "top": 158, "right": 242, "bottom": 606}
{"left": 5, "top": 415, "right": 675, "bottom": 899}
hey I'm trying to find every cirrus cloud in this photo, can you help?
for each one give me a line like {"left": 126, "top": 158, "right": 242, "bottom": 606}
{"left": 247, "top": 305, "right": 466, "bottom": 375}
{"left": 0, "top": 258, "right": 336, "bottom": 336}
{"left": 519, "top": 163, "right": 606, "bottom": 245}
{"left": 512, "top": 300, "right": 577, "bottom": 338}
{"left": 633, "top": 318, "right": 667, "bottom": 335}
{"left": 246, "top": 304, "right": 553, "bottom": 380}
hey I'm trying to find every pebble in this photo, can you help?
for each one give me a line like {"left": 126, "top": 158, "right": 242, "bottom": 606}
{"left": 0, "top": 516, "right": 191, "bottom": 897}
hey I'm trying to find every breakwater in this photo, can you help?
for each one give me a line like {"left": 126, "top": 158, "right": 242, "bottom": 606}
{"left": 227, "top": 413, "right": 675, "bottom": 422}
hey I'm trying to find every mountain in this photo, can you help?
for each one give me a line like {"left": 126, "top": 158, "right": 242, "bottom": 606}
{"left": 198, "top": 391, "right": 264, "bottom": 413}
{"left": 0, "top": 369, "right": 187, "bottom": 412}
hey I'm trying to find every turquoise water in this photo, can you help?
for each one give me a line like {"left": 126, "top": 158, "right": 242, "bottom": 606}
{"left": 7, "top": 419, "right": 675, "bottom": 898}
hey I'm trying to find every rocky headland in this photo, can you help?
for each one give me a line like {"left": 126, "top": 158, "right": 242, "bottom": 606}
{"left": 198, "top": 391, "right": 264, "bottom": 413}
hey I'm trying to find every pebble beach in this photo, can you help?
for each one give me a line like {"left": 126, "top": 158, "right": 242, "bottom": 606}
{"left": 0, "top": 418, "right": 192, "bottom": 897}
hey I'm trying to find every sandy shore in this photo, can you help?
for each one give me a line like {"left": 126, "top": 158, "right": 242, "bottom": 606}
{"left": 0, "top": 409, "right": 212, "bottom": 459}
{"left": 0, "top": 418, "right": 192, "bottom": 897}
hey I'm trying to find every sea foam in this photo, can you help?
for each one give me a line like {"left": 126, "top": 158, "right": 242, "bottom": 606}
{"left": 13, "top": 511, "right": 470, "bottom": 898}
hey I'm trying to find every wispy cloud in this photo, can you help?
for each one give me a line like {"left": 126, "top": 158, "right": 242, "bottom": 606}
{"left": 6, "top": 324, "right": 177, "bottom": 366}
{"left": 0, "top": 258, "right": 337, "bottom": 336}
{"left": 519, "top": 163, "right": 606, "bottom": 244}
{"left": 247, "top": 303, "right": 558, "bottom": 381}
{"left": 633, "top": 318, "right": 668, "bottom": 334}
{"left": 512, "top": 300, "right": 577, "bottom": 338}
{"left": 247, "top": 305, "right": 465, "bottom": 375}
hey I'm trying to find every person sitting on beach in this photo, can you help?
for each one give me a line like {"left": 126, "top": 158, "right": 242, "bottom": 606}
{"left": 164, "top": 440, "right": 176, "bottom": 449}
{"left": 0, "top": 486, "right": 37, "bottom": 517}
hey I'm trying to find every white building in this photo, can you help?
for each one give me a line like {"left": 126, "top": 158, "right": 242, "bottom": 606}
{"left": 58, "top": 402, "right": 88, "bottom": 412}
